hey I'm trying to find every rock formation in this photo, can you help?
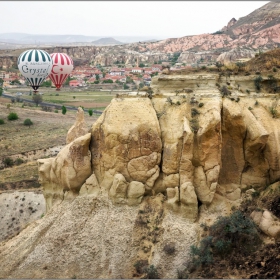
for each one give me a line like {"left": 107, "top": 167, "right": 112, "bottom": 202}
{"left": 1, "top": 2, "right": 280, "bottom": 70}
{"left": 1, "top": 71, "right": 280, "bottom": 278}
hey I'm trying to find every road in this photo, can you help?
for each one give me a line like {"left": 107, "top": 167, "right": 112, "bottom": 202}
{"left": 1, "top": 93, "right": 103, "bottom": 115}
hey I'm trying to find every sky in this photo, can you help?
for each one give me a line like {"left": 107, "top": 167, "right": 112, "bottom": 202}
{"left": 1, "top": 1, "right": 270, "bottom": 39}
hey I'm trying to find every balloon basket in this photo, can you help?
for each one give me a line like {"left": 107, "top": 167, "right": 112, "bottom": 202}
{"left": 56, "top": 88, "right": 60, "bottom": 91}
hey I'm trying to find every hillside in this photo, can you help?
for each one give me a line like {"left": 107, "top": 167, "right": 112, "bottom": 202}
{"left": 1, "top": 70, "right": 280, "bottom": 278}
{"left": 91, "top": 37, "right": 124, "bottom": 46}
{"left": 1, "top": 2, "right": 280, "bottom": 67}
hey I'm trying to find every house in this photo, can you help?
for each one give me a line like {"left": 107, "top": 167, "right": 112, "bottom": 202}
{"left": 87, "top": 77, "right": 96, "bottom": 84}
{"left": 131, "top": 67, "right": 143, "bottom": 73}
{"left": 109, "top": 68, "right": 125, "bottom": 76}
{"left": 144, "top": 68, "right": 153, "bottom": 75}
{"left": 69, "top": 80, "right": 83, "bottom": 87}
{"left": 151, "top": 64, "right": 163, "bottom": 72}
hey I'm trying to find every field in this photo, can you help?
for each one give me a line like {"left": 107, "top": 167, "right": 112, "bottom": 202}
{"left": 5, "top": 86, "right": 118, "bottom": 110}
{"left": 0, "top": 94, "right": 101, "bottom": 191}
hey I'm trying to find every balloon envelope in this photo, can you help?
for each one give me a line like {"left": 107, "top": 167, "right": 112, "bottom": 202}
{"left": 17, "top": 49, "right": 52, "bottom": 91}
{"left": 49, "top": 53, "right": 74, "bottom": 90}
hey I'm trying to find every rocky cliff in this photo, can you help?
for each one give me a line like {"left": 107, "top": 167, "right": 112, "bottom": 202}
{"left": 0, "top": 71, "right": 280, "bottom": 278}
{"left": 1, "top": 2, "right": 280, "bottom": 69}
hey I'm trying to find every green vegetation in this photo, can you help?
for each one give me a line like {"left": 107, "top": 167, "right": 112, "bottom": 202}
{"left": 220, "top": 85, "right": 231, "bottom": 97}
{"left": 254, "top": 75, "right": 263, "bottom": 91}
{"left": 189, "top": 210, "right": 261, "bottom": 268}
{"left": 191, "top": 108, "right": 200, "bottom": 117}
{"left": 32, "top": 94, "right": 43, "bottom": 106}
{"left": 88, "top": 109, "right": 93, "bottom": 116}
{"left": 270, "top": 107, "right": 277, "bottom": 118}
{"left": 102, "top": 79, "right": 113, "bottom": 84}
{"left": 7, "top": 112, "right": 18, "bottom": 121}
{"left": 23, "top": 118, "right": 33, "bottom": 127}
{"left": 62, "top": 105, "right": 67, "bottom": 115}
{"left": 41, "top": 80, "right": 52, "bottom": 87}
{"left": 3, "top": 157, "right": 14, "bottom": 167}
{"left": 0, "top": 119, "right": 4, "bottom": 125}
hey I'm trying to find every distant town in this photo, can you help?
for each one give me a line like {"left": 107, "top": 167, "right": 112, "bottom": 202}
{"left": 0, "top": 60, "right": 193, "bottom": 91}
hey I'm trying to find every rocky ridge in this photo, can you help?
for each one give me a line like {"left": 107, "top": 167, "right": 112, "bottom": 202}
{"left": 1, "top": 2, "right": 280, "bottom": 69}
{"left": 0, "top": 70, "right": 280, "bottom": 278}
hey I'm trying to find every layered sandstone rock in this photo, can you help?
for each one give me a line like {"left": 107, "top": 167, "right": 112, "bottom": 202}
{"left": 90, "top": 98, "right": 162, "bottom": 199}
{"left": 38, "top": 133, "right": 92, "bottom": 211}
{"left": 66, "top": 107, "right": 88, "bottom": 144}
{"left": 1, "top": 72, "right": 280, "bottom": 279}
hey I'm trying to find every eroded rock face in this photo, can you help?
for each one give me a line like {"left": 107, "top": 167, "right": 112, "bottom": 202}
{"left": 37, "top": 74, "right": 280, "bottom": 219}
{"left": 38, "top": 133, "right": 92, "bottom": 211}
{"left": 66, "top": 107, "right": 88, "bottom": 144}
{"left": 90, "top": 98, "right": 162, "bottom": 198}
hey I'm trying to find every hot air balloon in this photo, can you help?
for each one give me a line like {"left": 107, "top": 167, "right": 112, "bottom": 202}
{"left": 49, "top": 53, "right": 74, "bottom": 90}
{"left": 17, "top": 49, "right": 52, "bottom": 93}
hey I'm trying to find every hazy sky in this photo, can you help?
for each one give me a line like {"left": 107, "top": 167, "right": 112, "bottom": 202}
{"left": 1, "top": 1, "right": 270, "bottom": 39}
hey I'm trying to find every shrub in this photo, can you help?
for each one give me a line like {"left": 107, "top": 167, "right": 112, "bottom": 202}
{"left": 41, "top": 106, "right": 52, "bottom": 112}
{"left": 32, "top": 94, "right": 42, "bottom": 106}
{"left": 54, "top": 109, "right": 58, "bottom": 113}
{"left": 62, "top": 105, "right": 67, "bottom": 115}
{"left": 134, "top": 260, "right": 148, "bottom": 274}
{"left": 220, "top": 85, "right": 231, "bottom": 97}
{"left": 88, "top": 109, "right": 93, "bottom": 116}
{"left": 273, "top": 67, "right": 277, "bottom": 72}
{"left": 248, "top": 107, "right": 253, "bottom": 111}
{"left": 0, "top": 119, "right": 4, "bottom": 125}
{"left": 8, "top": 112, "right": 18, "bottom": 120}
{"left": 14, "top": 158, "right": 24, "bottom": 165}
{"left": 189, "top": 210, "right": 261, "bottom": 268}
{"left": 190, "top": 236, "right": 214, "bottom": 267}
{"left": 176, "top": 101, "right": 181, "bottom": 105}
{"left": 190, "top": 118, "right": 199, "bottom": 133}
{"left": 3, "top": 157, "right": 14, "bottom": 167}
{"left": 246, "top": 89, "right": 250, "bottom": 94}
{"left": 270, "top": 107, "right": 277, "bottom": 118}
{"left": 209, "top": 210, "right": 261, "bottom": 254}
{"left": 191, "top": 108, "right": 200, "bottom": 118}
{"left": 198, "top": 103, "right": 204, "bottom": 107}
{"left": 254, "top": 75, "right": 263, "bottom": 91}
{"left": 163, "top": 243, "right": 176, "bottom": 255}
{"left": 23, "top": 118, "right": 33, "bottom": 127}
{"left": 144, "top": 265, "right": 159, "bottom": 279}
{"left": 255, "top": 100, "right": 259, "bottom": 106}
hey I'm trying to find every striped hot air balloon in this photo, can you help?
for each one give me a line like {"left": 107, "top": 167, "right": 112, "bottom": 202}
{"left": 49, "top": 53, "right": 74, "bottom": 90}
{"left": 17, "top": 49, "right": 52, "bottom": 92}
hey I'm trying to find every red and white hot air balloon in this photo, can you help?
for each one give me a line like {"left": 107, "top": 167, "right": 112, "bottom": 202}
{"left": 49, "top": 53, "right": 74, "bottom": 90}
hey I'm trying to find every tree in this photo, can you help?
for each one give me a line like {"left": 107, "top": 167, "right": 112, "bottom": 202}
{"left": 0, "top": 87, "right": 3, "bottom": 96}
{"left": 0, "top": 78, "right": 4, "bottom": 85}
{"left": 10, "top": 79, "right": 21, "bottom": 85}
{"left": 124, "top": 84, "right": 129, "bottom": 90}
{"left": 139, "top": 63, "right": 145, "bottom": 68}
{"left": 95, "top": 74, "right": 100, "bottom": 80}
{"left": 32, "top": 94, "right": 43, "bottom": 106}
{"left": 23, "top": 118, "right": 33, "bottom": 127}
{"left": 102, "top": 79, "right": 113, "bottom": 84}
{"left": 88, "top": 109, "right": 93, "bottom": 116}
{"left": 41, "top": 80, "right": 52, "bottom": 87}
{"left": 62, "top": 105, "right": 67, "bottom": 115}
